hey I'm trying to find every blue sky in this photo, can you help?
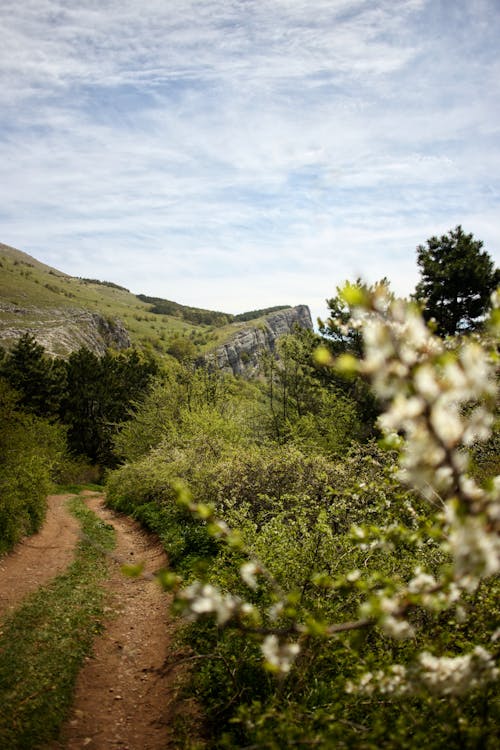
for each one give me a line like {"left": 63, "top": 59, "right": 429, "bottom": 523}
{"left": 1, "top": 0, "right": 499, "bottom": 323}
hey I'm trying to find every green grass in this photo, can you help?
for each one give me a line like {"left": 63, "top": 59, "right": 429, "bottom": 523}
{"left": 0, "top": 495, "right": 115, "bottom": 749}
{"left": 0, "top": 243, "right": 289, "bottom": 359}
{"left": 54, "top": 482, "right": 104, "bottom": 494}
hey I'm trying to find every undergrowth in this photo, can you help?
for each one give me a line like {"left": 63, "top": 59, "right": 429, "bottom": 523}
{"left": 0, "top": 495, "right": 115, "bottom": 749}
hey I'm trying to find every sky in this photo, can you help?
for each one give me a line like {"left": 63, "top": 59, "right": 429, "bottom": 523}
{"left": 1, "top": 0, "right": 499, "bottom": 324}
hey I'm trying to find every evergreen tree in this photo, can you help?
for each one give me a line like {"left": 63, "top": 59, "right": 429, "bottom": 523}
{"left": 62, "top": 347, "right": 158, "bottom": 465}
{"left": 0, "top": 333, "right": 65, "bottom": 420}
{"left": 414, "top": 225, "right": 499, "bottom": 336}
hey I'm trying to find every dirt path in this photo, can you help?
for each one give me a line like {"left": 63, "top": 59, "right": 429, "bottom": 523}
{"left": 1, "top": 492, "right": 191, "bottom": 750}
{"left": 0, "top": 493, "right": 80, "bottom": 618}
{"left": 51, "top": 493, "right": 180, "bottom": 750}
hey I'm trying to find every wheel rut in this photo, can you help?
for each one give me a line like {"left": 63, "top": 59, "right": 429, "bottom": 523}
{"left": 50, "top": 493, "right": 179, "bottom": 750}
{"left": 0, "top": 494, "right": 80, "bottom": 618}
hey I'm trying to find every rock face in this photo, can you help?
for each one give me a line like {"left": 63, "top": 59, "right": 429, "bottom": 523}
{"left": 207, "top": 305, "right": 313, "bottom": 375}
{"left": 0, "top": 305, "right": 131, "bottom": 357}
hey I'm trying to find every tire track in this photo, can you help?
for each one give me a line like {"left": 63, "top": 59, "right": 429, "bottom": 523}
{"left": 52, "top": 494, "right": 180, "bottom": 750}
{"left": 0, "top": 494, "right": 80, "bottom": 619}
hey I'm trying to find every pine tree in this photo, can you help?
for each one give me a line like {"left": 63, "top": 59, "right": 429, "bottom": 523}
{"left": 414, "top": 226, "right": 499, "bottom": 336}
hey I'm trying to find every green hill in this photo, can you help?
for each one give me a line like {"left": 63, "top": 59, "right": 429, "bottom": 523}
{"left": 0, "top": 242, "right": 295, "bottom": 359}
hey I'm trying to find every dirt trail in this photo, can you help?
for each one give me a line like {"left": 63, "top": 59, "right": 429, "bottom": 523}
{"left": 1, "top": 492, "right": 190, "bottom": 749}
{"left": 0, "top": 494, "right": 80, "bottom": 618}
{"left": 51, "top": 493, "right": 179, "bottom": 750}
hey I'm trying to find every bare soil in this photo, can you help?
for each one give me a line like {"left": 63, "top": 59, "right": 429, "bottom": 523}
{"left": 52, "top": 493, "right": 182, "bottom": 750}
{"left": 0, "top": 493, "right": 80, "bottom": 618}
{"left": 1, "top": 492, "right": 195, "bottom": 750}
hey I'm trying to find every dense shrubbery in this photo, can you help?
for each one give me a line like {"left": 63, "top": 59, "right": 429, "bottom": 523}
{"left": 233, "top": 305, "right": 290, "bottom": 322}
{"left": 0, "top": 381, "right": 66, "bottom": 554}
{"left": 137, "top": 294, "right": 232, "bottom": 327}
{"left": 0, "top": 333, "right": 158, "bottom": 468}
{"left": 136, "top": 294, "right": 291, "bottom": 327}
{"left": 0, "top": 334, "right": 158, "bottom": 551}
{"left": 106, "top": 285, "right": 499, "bottom": 748}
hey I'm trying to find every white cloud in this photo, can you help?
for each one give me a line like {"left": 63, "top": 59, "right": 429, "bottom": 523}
{"left": 0, "top": 0, "right": 499, "bottom": 319}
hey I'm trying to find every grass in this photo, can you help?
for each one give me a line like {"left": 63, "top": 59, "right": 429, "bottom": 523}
{"left": 0, "top": 495, "right": 115, "bottom": 749}
{"left": 0, "top": 243, "right": 290, "bottom": 359}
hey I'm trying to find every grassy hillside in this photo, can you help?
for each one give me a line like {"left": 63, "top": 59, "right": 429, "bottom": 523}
{"left": 0, "top": 243, "right": 291, "bottom": 357}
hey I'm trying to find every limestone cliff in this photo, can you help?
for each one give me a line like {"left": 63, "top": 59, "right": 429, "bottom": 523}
{"left": 206, "top": 304, "right": 313, "bottom": 375}
{"left": 0, "top": 304, "right": 131, "bottom": 357}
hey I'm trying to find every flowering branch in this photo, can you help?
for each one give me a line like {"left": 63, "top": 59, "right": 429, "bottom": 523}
{"left": 167, "top": 285, "right": 499, "bottom": 690}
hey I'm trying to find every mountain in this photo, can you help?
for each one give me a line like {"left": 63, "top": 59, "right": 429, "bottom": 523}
{"left": 0, "top": 243, "right": 313, "bottom": 371}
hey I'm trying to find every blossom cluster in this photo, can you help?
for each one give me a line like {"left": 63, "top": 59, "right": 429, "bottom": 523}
{"left": 177, "top": 580, "right": 256, "bottom": 626}
{"left": 261, "top": 635, "right": 301, "bottom": 674}
{"left": 347, "top": 646, "right": 498, "bottom": 697}
{"left": 341, "top": 285, "right": 499, "bottom": 590}
{"left": 172, "top": 286, "right": 499, "bottom": 690}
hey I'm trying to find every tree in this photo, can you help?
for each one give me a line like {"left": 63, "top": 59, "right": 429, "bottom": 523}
{"left": 61, "top": 347, "right": 158, "bottom": 466}
{"left": 318, "top": 281, "right": 365, "bottom": 357}
{"left": 0, "top": 379, "right": 66, "bottom": 553}
{"left": 414, "top": 225, "right": 499, "bottom": 336}
{"left": 0, "top": 333, "right": 66, "bottom": 420}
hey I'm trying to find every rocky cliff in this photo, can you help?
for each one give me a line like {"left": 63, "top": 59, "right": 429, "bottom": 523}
{"left": 0, "top": 304, "right": 131, "bottom": 357}
{"left": 206, "top": 304, "right": 313, "bottom": 375}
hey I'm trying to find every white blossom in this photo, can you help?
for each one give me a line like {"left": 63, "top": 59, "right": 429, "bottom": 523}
{"left": 180, "top": 582, "right": 240, "bottom": 625}
{"left": 261, "top": 635, "right": 300, "bottom": 674}
{"left": 407, "top": 569, "right": 437, "bottom": 594}
{"left": 418, "top": 647, "right": 498, "bottom": 695}
{"left": 414, "top": 364, "right": 441, "bottom": 401}
{"left": 240, "top": 562, "right": 259, "bottom": 590}
{"left": 381, "top": 615, "right": 415, "bottom": 640}
{"left": 350, "top": 648, "right": 497, "bottom": 697}
{"left": 449, "top": 515, "right": 500, "bottom": 583}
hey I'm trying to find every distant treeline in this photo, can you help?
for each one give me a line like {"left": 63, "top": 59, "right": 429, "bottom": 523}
{"left": 78, "top": 278, "right": 130, "bottom": 293}
{"left": 233, "top": 305, "right": 291, "bottom": 322}
{"left": 137, "top": 294, "right": 290, "bottom": 327}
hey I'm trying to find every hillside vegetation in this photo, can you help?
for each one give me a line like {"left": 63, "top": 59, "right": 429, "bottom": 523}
{"left": 104, "top": 286, "right": 500, "bottom": 748}
{"left": 1, "top": 232, "right": 498, "bottom": 748}
{"left": 0, "top": 242, "right": 293, "bottom": 358}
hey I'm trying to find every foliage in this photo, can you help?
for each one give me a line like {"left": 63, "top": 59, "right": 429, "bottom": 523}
{"left": 262, "top": 326, "right": 369, "bottom": 449}
{"left": 137, "top": 294, "right": 232, "bottom": 327}
{"left": 114, "top": 361, "right": 266, "bottom": 462}
{"left": 0, "top": 379, "right": 67, "bottom": 554}
{"left": 107, "top": 284, "right": 500, "bottom": 747}
{"left": 233, "top": 305, "right": 291, "bottom": 322}
{"left": 78, "top": 277, "right": 130, "bottom": 292}
{"left": 0, "top": 334, "right": 158, "bottom": 468}
{"left": 167, "top": 335, "right": 197, "bottom": 363}
{"left": 60, "top": 346, "right": 157, "bottom": 466}
{"left": 137, "top": 293, "right": 291, "bottom": 327}
{"left": 0, "top": 495, "right": 115, "bottom": 748}
{"left": 414, "top": 225, "right": 500, "bottom": 336}
{"left": 318, "top": 280, "right": 367, "bottom": 357}
{"left": 0, "top": 332, "right": 66, "bottom": 420}
{"left": 317, "top": 283, "right": 383, "bottom": 434}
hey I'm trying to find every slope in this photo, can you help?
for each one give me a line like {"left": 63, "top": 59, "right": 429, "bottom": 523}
{"left": 0, "top": 242, "right": 312, "bottom": 365}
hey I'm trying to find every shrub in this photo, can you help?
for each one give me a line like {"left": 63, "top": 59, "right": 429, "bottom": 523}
{"left": 0, "top": 380, "right": 67, "bottom": 554}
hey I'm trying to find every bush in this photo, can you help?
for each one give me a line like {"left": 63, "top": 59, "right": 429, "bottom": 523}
{"left": 0, "top": 380, "right": 67, "bottom": 555}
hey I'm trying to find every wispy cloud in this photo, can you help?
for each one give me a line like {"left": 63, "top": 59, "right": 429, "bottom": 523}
{"left": 0, "top": 0, "right": 499, "bottom": 322}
